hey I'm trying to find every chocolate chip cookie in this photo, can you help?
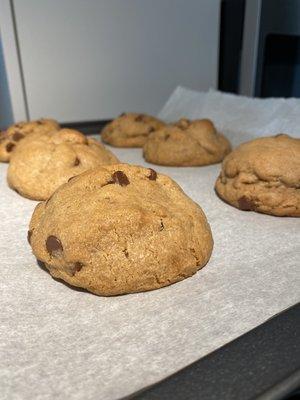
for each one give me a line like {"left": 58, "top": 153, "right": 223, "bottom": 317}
{"left": 143, "top": 118, "right": 231, "bottom": 166}
{"left": 28, "top": 164, "right": 213, "bottom": 296}
{"left": 101, "top": 113, "right": 165, "bottom": 147}
{"left": 215, "top": 134, "right": 300, "bottom": 216}
{"left": 7, "top": 128, "right": 119, "bottom": 200}
{"left": 0, "top": 118, "right": 59, "bottom": 162}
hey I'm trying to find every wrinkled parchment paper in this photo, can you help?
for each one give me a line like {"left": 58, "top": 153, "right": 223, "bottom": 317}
{"left": 1, "top": 87, "right": 300, "bottom": 400}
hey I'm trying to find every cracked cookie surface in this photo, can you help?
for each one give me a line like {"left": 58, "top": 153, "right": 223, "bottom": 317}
{"left": 7, "top": 128, "right": 119, "bottom": 200}
{"left": 143, "top": 118, "right": 231, "bottom": 166}
{"left": 215, "top": 134, "right": 300, "bottom": 216}
{"left": 28, "top": 164, "right": 213, "bottom": 296}
{"left": 101, "top": 113, "right": 165, "bottom": 148}
{"left": 0, "top": 118, "right": 59, "bottom": 162}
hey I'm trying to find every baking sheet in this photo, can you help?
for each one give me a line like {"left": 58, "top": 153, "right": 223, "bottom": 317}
{"left": 1, "top": 89, "right": 300, "bottom": 400}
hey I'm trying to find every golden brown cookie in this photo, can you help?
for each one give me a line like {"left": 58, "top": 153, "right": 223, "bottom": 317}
{"left": 143, "top": 118, "right": 231, "bottom": 166}
{"left": 0, "top": 118, "right": 59, "bottom": 162}
{"left": 28, "top": 164, "right": 213, "bottom": 296}
{"left": 215, "top": 134, "right": 300, "bottom": 217}
{"left": 7, "top": 128, "right": 119, "bottom": 201}
{"left": 101, "top": 113, "right": 165, "bottom": 147}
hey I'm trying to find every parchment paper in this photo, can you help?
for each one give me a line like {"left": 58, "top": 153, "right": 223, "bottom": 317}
{"left": 1, "top": 88, "right": 300, "bottom": 400}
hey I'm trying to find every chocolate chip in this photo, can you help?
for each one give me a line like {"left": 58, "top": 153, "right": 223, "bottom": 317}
{"left": 66, "top": 262, "right": 84, "bottom": 277}
{"left": 238, "top": 196, "right": 256, "bottom": 211}
{"left": 148, "top": 126, "right": 155, "bottom": 133}
{"left": 123, "top": 249, "right": 129, "bottom": 258}
{"left": 12, "top": 132, "right": 24, "bottom": 141}
{"left": 72, "top": 262, "right": 83, "bottom": 275}
{"left": 27, "top": 230, "right": 33, "bottom": 244}
{"left": 74, "top": 262, "right": 83, "bottom": 271}
{"left": 74, "top": 157, "right": 80, "bottom": 166}
{"left": 135, "top": 114, "right": 144, "bottom": 122}
{"left": 148, "top": 168, "right": 157, "bottom": 181}
{"left": 46, "top": 235, "right": 63, "bottom": 255}
{"left": 165, "top": 134, "right": 170, "bottom": 141}
{"left": 6, "top": 142, "right": 15, "bottom": 152}
{"left": 37, "top": 120, "right": 43, "bottom": 125}
{"left": 111, "top": 171, "right": 130, "bottom": 186}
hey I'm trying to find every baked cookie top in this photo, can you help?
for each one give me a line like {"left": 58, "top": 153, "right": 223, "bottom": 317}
{"left": 0, "top": 118, "right": 59, "bottom": 162}
{"left": 101, "top": 112, "right": 165, "bottom": 147}
{"left": 7, "top": 128, "right": 119, "bottom": 201}
{"left": 28, "top": 164, "right": 213, "bottom": 296}
{"left": 143, "top": 118, "right": 231, "bottom": 166}
{"left": 215, "top": 134, "right": 300, "bottom": 216}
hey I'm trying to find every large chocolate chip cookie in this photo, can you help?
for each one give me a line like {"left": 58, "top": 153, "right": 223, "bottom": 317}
{"left": 28, "top": 164, "right": 213, "bottom": 295}
{"left": 143, "top": 118, "right": 231, "bottom": 166}
{"left": 215, "top": 134, "right": 300, "bottom": 216}
{"left": 7, "top": 128, "right": 119, "bottom": 200}
{"left": 101, "top": 113, "right": 165, "bottom": 148}
{"left": 0, "top": 118, "right": 59, "bottom": 162}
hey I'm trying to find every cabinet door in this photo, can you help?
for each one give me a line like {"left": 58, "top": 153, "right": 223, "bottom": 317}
{"left": 12, "top": 0, "right": 220, "bottom": 122}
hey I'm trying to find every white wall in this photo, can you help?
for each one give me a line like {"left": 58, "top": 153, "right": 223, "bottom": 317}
{"left": 2, "top": 0, "right": 220, "bottom": 123}
{"left": 0, "top": 36, "right": 14, "bottom": 129}
{"left": 0, "top": 0, "right": 28, "bottom": 127}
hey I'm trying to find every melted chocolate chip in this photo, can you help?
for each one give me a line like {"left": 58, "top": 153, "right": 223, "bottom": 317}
{"left": 6, "top": 142, "right": 15, "bottom": 152}
{"left": 67, "top": 261, "right": 84, "bottom": 277}
{"left": 111, "top": 171, "right": 130, "bottom": 186}
{"left": 123, "top": 249, "right": 129, "bottom": 258}
{"left": 74, "top": 157, "right": 80, "bottom": 166}
{"left": 135, "top": 114, "right": 144, "bottom": 122}
{"left": 27, "top": 230, "right": 33, "bottom": 244}
{"left": 238, "top": 196, "right": 256, "bottom": 211}
{"left": 148, "top": 168, "right": 157, "bottom": 181}
{"left": 72, "top": 262, "right": 83, "bottom": 275}
{"left": 46, "top": 236, "right": 63, "bottom": 255}
{"left": 12, "top": 132, "right": 24, "bottom": 141}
